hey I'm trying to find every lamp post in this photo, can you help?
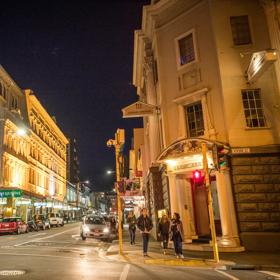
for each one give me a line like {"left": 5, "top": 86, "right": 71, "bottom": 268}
{"left": 201, "top": 142, "right": 219, "bottom": 263}
{"left": 107, "top": 129, "right": 125, "bottom": 255}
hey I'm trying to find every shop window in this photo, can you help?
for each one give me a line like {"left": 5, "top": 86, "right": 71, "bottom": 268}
{"left": 184, "top": 101, "right": 205, "bottom": 137}
{"left": 241, "top": 89, "right": 266, "bottom": 128}
{"left": 230, "top": 15, "right": 252, "bottom": 45}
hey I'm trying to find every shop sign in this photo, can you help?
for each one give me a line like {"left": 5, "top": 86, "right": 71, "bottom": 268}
{"left": 0, "top": 189, "right": 22, "bottom": 198}
{"left": 122, "top": 101, "right": 158, "bottom": 118}
{"left": 15, "top": 199, "right": 31, "bottom": 206}
{"left": 231, "top": 148, "right": 251, "bottom": 154}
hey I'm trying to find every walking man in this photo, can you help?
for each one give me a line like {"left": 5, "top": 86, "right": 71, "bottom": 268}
{"left": 137, "top": 208, "right": 153, "bottom": 257}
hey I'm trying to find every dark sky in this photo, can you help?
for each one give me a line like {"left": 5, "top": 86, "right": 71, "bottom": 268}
{"left": 0, "top": 0, "right": 149, "bottom": 191}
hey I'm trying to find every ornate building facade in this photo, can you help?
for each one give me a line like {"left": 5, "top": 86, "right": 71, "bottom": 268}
{"left": 25, "top": 89, "right": 68, "bottom": 210}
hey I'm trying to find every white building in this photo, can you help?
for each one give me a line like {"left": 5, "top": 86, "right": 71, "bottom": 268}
{"left": 128, "top": 0, "right": 280, "bottom": 251}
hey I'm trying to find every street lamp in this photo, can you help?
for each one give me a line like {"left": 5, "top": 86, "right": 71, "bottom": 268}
{"left": 106, "top": 170, "right": 115, "bottom": 175}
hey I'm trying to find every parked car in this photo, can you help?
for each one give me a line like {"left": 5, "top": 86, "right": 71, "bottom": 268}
{"left": 80, "top": 215, "right": 112, "bottom": 242}
{"left": 0, "top": 217, "right": 28, "bottom": 234}
{"left": 49, "top": 213, "right": 64, "bottom": 227}
{"left": 34, "top": 214, "right": 51, "bottom": 230}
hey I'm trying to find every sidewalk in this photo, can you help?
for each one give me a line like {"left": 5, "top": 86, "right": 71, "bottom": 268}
{"left": 106, "top": 227, "right": 280, "bottom": 269}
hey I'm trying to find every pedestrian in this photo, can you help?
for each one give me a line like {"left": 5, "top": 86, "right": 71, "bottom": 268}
{"left": 110, "top": 216, "right": 117, "bottom": 233}
{"left": 158, "top": 214, "right": 170, "bottom": 254}
{"left": 137, "top": 208, "right": 153, "bottom": 257}
{"left": 170, "top": 212, "right": 184, "bottom": 259}
{"left": 127, "top": 211, "right": 137, "bottom": 245}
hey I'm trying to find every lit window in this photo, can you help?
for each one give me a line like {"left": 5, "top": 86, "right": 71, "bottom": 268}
{"left": 242, "top": 89, "right": 266, "bottom": 128}
{"left": 230, "top": 15, "right": 252, "bottom": 46}
{"left": 177, "top": 32, "right": 196, "bottom": 66}
{"left": 185, "top": 101, "right": 204, "bottom": 137}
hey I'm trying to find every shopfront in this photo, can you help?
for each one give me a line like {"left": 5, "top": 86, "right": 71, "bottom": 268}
{"left": 157, "top": 138, "right": 244, "bottom": 251}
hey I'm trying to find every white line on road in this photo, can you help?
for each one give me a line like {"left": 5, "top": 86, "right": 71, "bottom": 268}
{"left": 120, "top": 264, "right": 130, "bottom": 280}
{"left": 259, "top": 271, "right": 280, "bottom": 278}
{"left": 14, "top": 228, "right": 77, "bottom": 247}
{"left": 28, "top": 233, "right": 47, "bottom": 238}
{"left": 215, "top": 269, "right": 240, "bottom": 280}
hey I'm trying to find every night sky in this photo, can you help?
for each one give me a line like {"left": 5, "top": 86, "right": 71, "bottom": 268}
{"left": 0, "top": 0, "right": 149, "bottom": 191}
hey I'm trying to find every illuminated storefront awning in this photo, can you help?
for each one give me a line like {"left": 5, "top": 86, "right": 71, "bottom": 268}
{"left": 156, "top": 138, "right": 229, "bottom": 173}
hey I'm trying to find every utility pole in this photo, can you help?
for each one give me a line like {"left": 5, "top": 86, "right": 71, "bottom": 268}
{"left": 107, "top": 129, "right": 125, "bottom": 255}
{"left": 201, "top": 142, "right": 219, "bottom": 263}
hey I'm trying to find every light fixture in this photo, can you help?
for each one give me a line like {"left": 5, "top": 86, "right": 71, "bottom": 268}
{"left": 16, "top": 128, "right": 26, "bottom": 136}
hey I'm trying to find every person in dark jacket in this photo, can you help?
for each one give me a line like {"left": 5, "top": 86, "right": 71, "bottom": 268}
{"left": 158, "top": 214, "right": 170, "bottom": 254}
{"left": 170, "top": 212, "right": 184, "bottom": 259}
{"left": 127, "top": 211, "right": 137, "bottom": 245}
{"left": 137, "top": 208, "right": 153, "bottom": 257}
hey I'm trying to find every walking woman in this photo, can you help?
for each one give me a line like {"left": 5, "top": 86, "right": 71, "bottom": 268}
{"left": 170, "top": 212, "right": 184, "bottom": 259}
{"left": 158, "top": 214, "right": 170, "bottom": 254}
{"left": 137, "top": 208, "right": 153, "bottom": 257}
{"left": 127, "top": 211, "right": 137, "bottom": 245}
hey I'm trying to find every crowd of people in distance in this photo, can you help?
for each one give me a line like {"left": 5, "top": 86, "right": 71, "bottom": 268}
{"left": 127, "top": 208, "right": 184, "bottom": 259}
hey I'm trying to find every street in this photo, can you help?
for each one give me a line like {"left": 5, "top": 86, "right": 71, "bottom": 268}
{"left": 0, "top": 223, "right": 278, "bottom": 280}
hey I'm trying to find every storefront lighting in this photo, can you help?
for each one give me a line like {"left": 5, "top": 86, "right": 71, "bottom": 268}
{"left": 165, "top": 159, "right": 178, "bottom": 168}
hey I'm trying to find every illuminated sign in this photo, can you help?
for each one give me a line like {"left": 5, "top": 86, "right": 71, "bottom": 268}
{"left": 122, "top": 101, "right": 158, "bottom": 118}
{"left": 0, "top": 189, "right": 22, "bottom": 198}
{"left": 247, "top": 49, "right": 277, "bottom": 82}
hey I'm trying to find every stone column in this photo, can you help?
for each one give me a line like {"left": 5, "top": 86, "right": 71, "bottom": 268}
{"left": 167, "top": 173, "right": 179, "bottom": 214}
{"left": 215, "top": 170, "right": 241, "bottom": 248}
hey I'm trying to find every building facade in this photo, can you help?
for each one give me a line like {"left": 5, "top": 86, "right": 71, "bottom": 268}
{"left": 25, "top": 89, "right": 68, "bottom": 215}
{"left": 131, "top": 0, "right": 280, "bottom": 251}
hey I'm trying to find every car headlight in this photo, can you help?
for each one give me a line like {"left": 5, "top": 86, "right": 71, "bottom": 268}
{"left": 103, "top": 228, "right": 109, "bottom": 233}
{"left": 83, "top": 226, "right": 90, "bottom": 233}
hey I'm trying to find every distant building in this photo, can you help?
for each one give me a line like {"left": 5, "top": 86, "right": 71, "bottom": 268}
{"left": 129, "top": 0, "right": 280, "bottom": 251}
{"left": 66, "top": 137, "right": 80, "bottom": 184}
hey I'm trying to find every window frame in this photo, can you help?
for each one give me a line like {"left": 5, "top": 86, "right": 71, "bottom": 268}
{"left": 175, "top": 29, "right": 198, "bottom": 71}
{"left": 230, "top": 15, "right": 252, "bottom": 46}
{"left": 184, "top": 101, "right": 205, "bottom": 138}
{"left": 241, "top": 88, "right": 267, "bottom": 129}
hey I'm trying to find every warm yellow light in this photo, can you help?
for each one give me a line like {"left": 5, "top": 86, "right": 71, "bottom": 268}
{"left": 165, "top": 159, "right": 178, "bottom": 168}
{"left": 17, "top": 128, "right": 26, "bottom": 137}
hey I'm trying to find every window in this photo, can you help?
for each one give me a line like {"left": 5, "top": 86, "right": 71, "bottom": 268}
{"left": 11, "top": 96, "right": 18, "bottom": 110}
{"left": 185, "top": 101, "right": 205, "bottom": 137}
{"left": 242, "top": 89, "right": 266, "bottom": 128}
{"left": 177, "top": 32, "right": 196, "bottom": 67}
{"left": 0, "top": 82, "right": 7, "bottom": 99}
{"left": 153, "top": 59, "right": 158, "bottom": 84}
{"left": 230, "top": 15, "right": 252, "bottom": 45}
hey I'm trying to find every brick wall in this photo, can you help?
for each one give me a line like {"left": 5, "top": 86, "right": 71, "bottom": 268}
{"left": 232, "top": 155, "right": 280, "bottom": 233}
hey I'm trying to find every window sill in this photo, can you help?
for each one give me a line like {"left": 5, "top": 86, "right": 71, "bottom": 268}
{"left": 244, "top": 126, "right": 271, "bottom": 131}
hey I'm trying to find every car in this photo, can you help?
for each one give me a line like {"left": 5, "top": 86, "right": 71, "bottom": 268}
{"left": 34, "top": 214, "right": 51, "bottom": 230}
{"left": 0, "top": 217, "right": 28, "bottom": 234}
{"left": 48, "top": 213, "right": 64, "bottom": 227}
{"left": 80, "top": 215, "right": 112, "bottom": 242}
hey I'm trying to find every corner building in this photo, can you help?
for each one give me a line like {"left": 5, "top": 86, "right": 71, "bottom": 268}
{"left": 132, "top": 0, "right": 280, "bottom": 251}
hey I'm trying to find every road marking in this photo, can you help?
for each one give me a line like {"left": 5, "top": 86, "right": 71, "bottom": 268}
{"left": 259, "top": 271, "right": 280, "bottom": 278}
{"left": 28, "top": 233, "right": 47, "bottom": 238}
{"left": 14, "top": 228, "right": 76, "bottom": 247}
{"left": 215, "top": 269, "right": 240, "bottom": 280}
{"left": 120, "top": 264, "right": 130, "bottom": 280}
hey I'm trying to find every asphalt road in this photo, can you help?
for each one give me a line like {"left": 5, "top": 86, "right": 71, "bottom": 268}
{"left": 0, "top": 223, "right": 278, "bottom": 280}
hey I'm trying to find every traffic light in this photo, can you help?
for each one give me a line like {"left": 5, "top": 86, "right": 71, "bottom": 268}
{"left": 192, "top": 170, "right": 204, "bottom": 185}
{"left": 217, "top": 145, "right": 229, "bottom": 170}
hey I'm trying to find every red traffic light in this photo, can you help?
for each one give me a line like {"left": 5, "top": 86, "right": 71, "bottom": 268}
{"left": 193, "top": 170, "right": 201, "bottom": 179}
{"left": 192, "top": 170, "right": 204, "bottom": 185}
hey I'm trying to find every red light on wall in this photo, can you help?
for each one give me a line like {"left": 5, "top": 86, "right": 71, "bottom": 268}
{"left": 193, "top": 170, "right": 201, "bottom": 179}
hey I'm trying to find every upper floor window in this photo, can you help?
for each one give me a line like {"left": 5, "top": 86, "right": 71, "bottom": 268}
{"left": 230, "top": 15, "right": 252, "bottom": 46}
{"left": 184, "top": 101, "right": 204, "bottom": 137}
{"left": 241, "top": 89, "right": 266, "bottom": 128}
{"left": 0, "top": 82, "right": 7, "bottom": 100}
{"left": 11, "top": 96, "right": 18, "bottom": 110}
{"left": 176, "top": 30, "right": 196, "bottom": 68}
